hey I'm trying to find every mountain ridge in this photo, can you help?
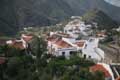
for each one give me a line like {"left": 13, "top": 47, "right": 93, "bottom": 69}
{"left": 0, "top": 0, "right": 120, "bottom": 35}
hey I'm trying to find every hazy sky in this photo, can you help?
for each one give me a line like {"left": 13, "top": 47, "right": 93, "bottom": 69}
{"left": 104, "top": 0, "right": 120, "bottom": 7}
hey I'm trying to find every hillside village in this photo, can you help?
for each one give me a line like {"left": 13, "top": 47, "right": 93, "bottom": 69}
{"left": 0, "top": 16, "right": 120, "bottom": 80}
{"left": 46, "top": 17, "right": 120, "bottom": 80}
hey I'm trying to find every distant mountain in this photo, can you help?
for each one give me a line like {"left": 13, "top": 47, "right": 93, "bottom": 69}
{"left": 15, "top": 0, "right": 74, "bottom": 27}
{"left": 0, "top": 0, "right": 120, "bottom": 35}
{"left": 104, "top": 0, "right": 120, "bottom": 7}
{"left": 82, "top": 10, "right": 118, "bottom": 30}
{"left": 97, "top": 0, "right": 120, "bottom": 23}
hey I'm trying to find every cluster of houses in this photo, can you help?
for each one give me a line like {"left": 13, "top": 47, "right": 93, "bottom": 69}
{"left": 47, "top": 18, "right": 105, "bottom": 62}
{"left": 64, "top": 18, "right": 92, "bottom": 38}
{"left": 6, "top": 34, "right": 33, "bottom": 50}
{"left": 46, "top": 18, "right": 120, "bottom": 80}
{"left": 0, "top": 34, "right": 33, "bottom": 65}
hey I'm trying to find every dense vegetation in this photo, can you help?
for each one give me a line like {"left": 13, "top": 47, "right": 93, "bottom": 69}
{"left": 0, "top": 36, "right": 105, "bottom": 80}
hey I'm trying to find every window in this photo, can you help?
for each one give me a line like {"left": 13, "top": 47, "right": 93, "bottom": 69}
{"left": 70, "top": 51, "right": 77, "bottom": 57}
{"left": 70, "top": 51, "right": 76, "bottom": 55}
{"left": 65, "top": 30, "right": 67, "bottom": 33}
{"left": 83, "top": 54, "right": 87, "bottom": 59}
{"left": 88, "top": 56, "right": 91, "bottom": 59}
{"left": 69, "top": 29, "right": 73, "bottom": 32}
{"left": 85, "top": 44, "right": 87, "bottom": 49}
{"left": 79, "top": 50, "right": 82, "bottom": 53}
{"left": 62, "top": 52, "right": 65, "bottom": 56}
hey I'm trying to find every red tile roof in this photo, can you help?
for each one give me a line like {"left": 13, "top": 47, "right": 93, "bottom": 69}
{"left": 90, "top": 64, "right": 111, "bottom": 78}
{"left": 97, "top": 32, "right": 106, "bottom": 37}
{"left": 116, "top": 77, "right": 120, "bottom": 80}
{"left": 8, "top": 40, "right": 25, "bottom": 50}
{"left": 22, "top": 34, "right": 33, "bottom": 42}
{"left": 47, "top": 36, "right": 58, "bottom": 42}
{"left": 13, "top": 42, "right": 25, "bottom": 49}
{"left": 55, "top": 39, "right": 72, "bottom": 48}
{"left": 74, "top": 41, "right": 85, "bottom": 48}
{"left": 0, "top": 57, "right": 5, "bottom": 64}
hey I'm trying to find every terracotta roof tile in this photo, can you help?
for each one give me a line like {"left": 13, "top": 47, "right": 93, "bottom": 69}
{"left": 55, "top": 39, "right": 72, "bottom": 48}
{"left": 22, "top": 34, "right": 33, "bottom": 42}
{"left": 13, "top": 42, "right": 25, "bottom": 49}
{"left": 74, "top": 41, "right": 85, "bottom": 48}
{"left": 47, "top": 36, "right": 58, "bottom": 42}
{"left": 8, "top": 41, "right": 25, "bottom": 50}
{"left": 97, "top": 32, "right": 106, "bottom": 37}
{"left": 116, "top": 77, "right": 120, "bottom": 80}
{"left": 90, "top": 64, "right": 111, "bottom": 78}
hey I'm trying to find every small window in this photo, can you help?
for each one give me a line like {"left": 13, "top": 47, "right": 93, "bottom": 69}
{"left": 70, "top": 51, "right": 76, "bottom": 55}
{"left": 69, "top": 29, "right": 73, "bottom": 32}
{"left": 88, "top": 56, "right": 91, "bottom": 59}
{"left": 79, "top": 50, "right": 82, "bottom": 53}
{"left": 62, "top": 52, "right": 65, "bottom": 56}
{"left": 65, "top": 30, "right": 67, "bottom": 33}
{"left": 85, "top": 44, "right": 87, "bottom": 49}
{"left": 83, "top": 54, "right": 86, "bottom": 59}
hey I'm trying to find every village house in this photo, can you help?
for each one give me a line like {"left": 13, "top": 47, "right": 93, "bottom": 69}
{"left": 7, "top": 39, "right": 26, "bottom": 50}
{"left": 47, "top": 35, "right": 77, "bottom": 58}
{"left": 82, "top": 37, "right": 105, "bottom": 62}
{"left": 96, "top": 31, "right": 107, "bottom": 40}
{"left": 90, "top": 63, "right": 115, "bottom": 80}
{"left": 6, "top": 34, "right": 33, "bottom": 54}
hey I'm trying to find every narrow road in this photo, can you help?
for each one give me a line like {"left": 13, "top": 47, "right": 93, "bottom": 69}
{"left": 99, "top": 44, "right": 119, "bottom": 63}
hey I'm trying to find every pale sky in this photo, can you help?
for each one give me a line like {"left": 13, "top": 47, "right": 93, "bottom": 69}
{"left": 104, "top": 0, "right": 120, "bottom": 7}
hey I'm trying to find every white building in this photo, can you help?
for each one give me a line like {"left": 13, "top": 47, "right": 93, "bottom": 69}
{"left": 6, "top": 34, "right": 33, "bottom": 50}
{"left": 47, "top": 32, "right": 104, "bottom": 61}
{"left": 82, "top": 38, "right": 104, "bottom": 61}
{"left": 116, "top": 26, "right": 120, "bottom": 32}
{"left": 64, "top": 19, "right": 92, "bottom": 38}
{"left": 47, "top": 37, "right": 78, "bottom": 59}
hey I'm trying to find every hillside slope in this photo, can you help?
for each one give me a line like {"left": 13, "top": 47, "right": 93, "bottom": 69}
{"left": 82, "top": 10, "right": 118, "bottom": 30}
{"left": 0, "top": 0, "right": 18, "bottom": 35}
{"left": 0, "top": 0, "right": 120, "bottom": 35}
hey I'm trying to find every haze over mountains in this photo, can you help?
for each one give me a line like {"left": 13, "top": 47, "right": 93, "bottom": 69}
{"left": 0, "top": 0, "right": 120, "bottom": 35}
